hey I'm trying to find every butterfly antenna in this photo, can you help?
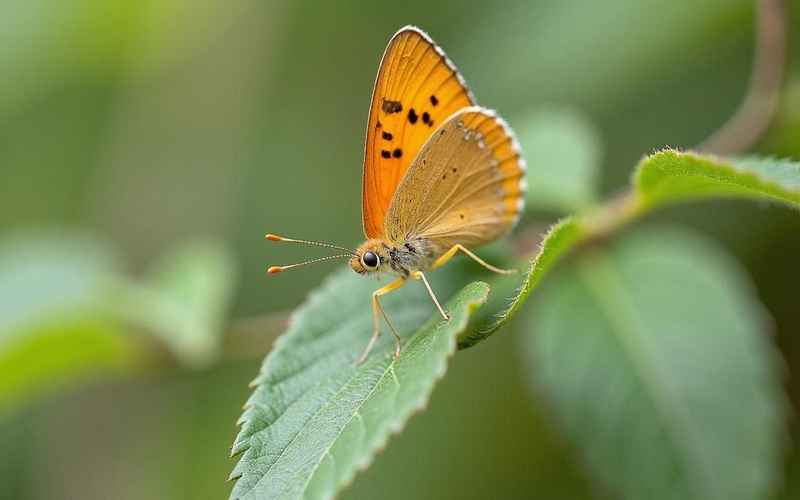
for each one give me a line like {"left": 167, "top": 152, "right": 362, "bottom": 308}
{"left": 265, "top": 233, "right": 356, "bottom": 255}
{"left": 267, "top": 254, "right": 352, "bottom": 274}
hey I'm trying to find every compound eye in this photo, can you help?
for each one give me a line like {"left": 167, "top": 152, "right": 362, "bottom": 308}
{"left": 362, "top": 251, "right": 380, "bottom": 269}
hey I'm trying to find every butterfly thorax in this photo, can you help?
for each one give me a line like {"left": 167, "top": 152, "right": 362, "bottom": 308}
{"left": 350, "top": 237, "right": 438, "bottom": 278}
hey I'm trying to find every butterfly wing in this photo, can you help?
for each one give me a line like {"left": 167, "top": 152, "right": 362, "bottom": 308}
{"left": 362, "top": 26, "right": 475, "bottom": 239}
{"left": 383, "top": 107, "right": 526, "bottom": 252}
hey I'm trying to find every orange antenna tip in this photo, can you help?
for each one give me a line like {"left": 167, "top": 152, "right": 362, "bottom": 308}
{"left": 267, "top": 266, "right": 283, "bottom": 274}
{"left": 261, "top": 234, "right": 356, "bottom": 255}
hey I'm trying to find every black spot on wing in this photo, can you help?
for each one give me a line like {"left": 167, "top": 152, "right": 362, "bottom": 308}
{"left": 422, "top": 112, "right": 430, "bottom": 124}
{"left": 382, "top": 99, "right": 402, "bottom": 114}
{"left": 381, "top": 131, "right": 393, "bottom": 141}
{"left": 392, "top": 148, "right": 403, "bottom": 158}
{"left": 430, "top": 95, "right": 439, "bottom": 106}
{"left": 408, "top": 108, "right": 418, "bottom": 124}
{"left": 381, "top": 150, "right": 391, "bottom": 159}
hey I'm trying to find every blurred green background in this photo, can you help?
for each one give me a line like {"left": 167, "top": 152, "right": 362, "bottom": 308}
{"left": 1, "top": 0, "right": 799, "bottom": 499}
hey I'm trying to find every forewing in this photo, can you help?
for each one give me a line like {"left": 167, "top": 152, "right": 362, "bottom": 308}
{"left": 362, "top": 26, "right": 475, "bottom": 238}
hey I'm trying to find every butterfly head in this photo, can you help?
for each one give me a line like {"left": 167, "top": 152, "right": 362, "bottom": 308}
{"left": 350, "top": 239, "right": 391, "bottom": 275}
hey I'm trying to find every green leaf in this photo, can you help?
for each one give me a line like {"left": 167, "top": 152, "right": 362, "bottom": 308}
{"left": 0, "top": 231, "right": 118, "bottom": 339}
{"left": 226, "top": 150, "right": 796, "bottom": 496}
{"left": 0, "top": 232, "right": 145, "bottom": 415}
{"left": 0, "top": 317, "right": 142, "bottom": 415}
{"left": 463, "top": 217, "right": 585, "bottom": 347}
{"left": 228, "top": 269, "right": 490, "bottom": 500}
{"left": 118, "top": 241, "right": 237, "bottom": 367}
{"left": 634, "top": 150, "right": 800, "bottom": 211}
{"left": 0, "top": 233, "right": 236, "bottom": 415}
{"left": 482, "top": 151, "right": 800, "bottom": 343}
{"left": 517, "top": 108, "right": 602, "bottom": 212}
{"left": 522, "top": 228, "right": 785, "bottom": 500}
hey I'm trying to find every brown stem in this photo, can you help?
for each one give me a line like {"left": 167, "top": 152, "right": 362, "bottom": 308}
{"left": 697, "top": 0, "right": 786, "bottom": 154}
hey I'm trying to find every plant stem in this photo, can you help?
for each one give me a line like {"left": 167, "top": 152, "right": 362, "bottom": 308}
{"left": 697, "top": 0, "right": 786, "bottom": 154}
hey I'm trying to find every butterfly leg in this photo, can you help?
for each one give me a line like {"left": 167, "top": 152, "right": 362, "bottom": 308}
{"left": 431, "top": 244, "right": 516, "bottom": 274}
{"left": 357, "top": 277, "right": 406, "bottom": 364}
{"left": 411, "top": 271, "right": 449, "bottom": 321}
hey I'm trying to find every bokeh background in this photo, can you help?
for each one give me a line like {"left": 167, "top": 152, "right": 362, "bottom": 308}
{"left": 1, "top": 1, "right": 799, "bottom": 499}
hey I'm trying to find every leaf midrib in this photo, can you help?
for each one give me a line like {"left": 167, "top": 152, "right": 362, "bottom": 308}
{"left": 299, "top": 349, "right": 402, "bottom": 495}
{"left": 299, "top": 291, "right": 476, "bottom": 497}
{"left": 240, "top": 359, "right": 371, "bottom": 498}
{"left": 235, "top": 314, "right": 380, "bottom": 455}
{"left": 301, "top": 304, "right": 464, "bottom": 495}
{"left": 244, "top": 313, "right": 450, "bottom": 499}
{"left": 576, "top": 254, "right": 719, "bottom": 499}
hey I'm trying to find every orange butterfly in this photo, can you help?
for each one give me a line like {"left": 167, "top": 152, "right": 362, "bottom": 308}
{"left": 267, "top": 26, "right": 526, "bottom": 363}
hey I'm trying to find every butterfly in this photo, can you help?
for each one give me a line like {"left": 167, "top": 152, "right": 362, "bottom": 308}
{"left": 266, "top": 26, "right": 526, "bottom": 363}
